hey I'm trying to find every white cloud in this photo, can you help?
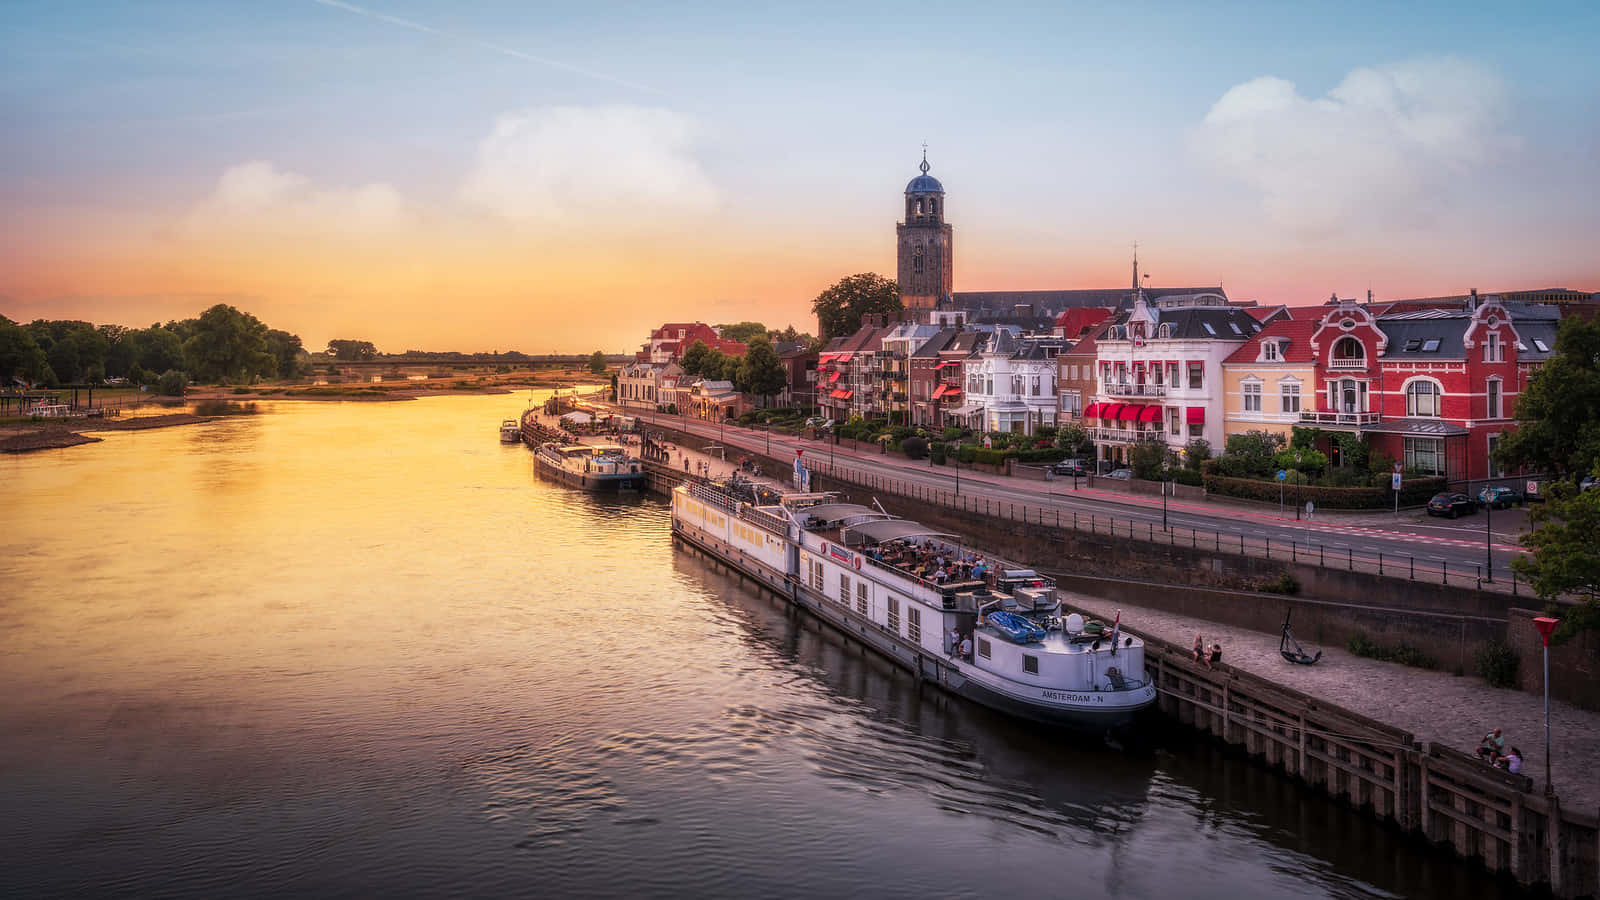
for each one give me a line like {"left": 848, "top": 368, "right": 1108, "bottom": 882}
{"left": 1192, "top": 58, "right": 1516, "bottom": 236}
{"left": 459, "top": 106, "right": 718, "bottom": 225}
{"left": 187, "top": 161, "right": 406, "bottom": 237}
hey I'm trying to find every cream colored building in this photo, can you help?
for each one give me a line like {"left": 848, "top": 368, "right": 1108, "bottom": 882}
{"left": 1220, "top": 318, "right": 1317, "bottom": 441}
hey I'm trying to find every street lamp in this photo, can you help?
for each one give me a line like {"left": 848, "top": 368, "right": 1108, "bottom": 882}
{"left": 1533, "top": 616, "right": 1561, "bottom": 794}
{"left": 1484, "top": 481, "right": 1494, "bottom": 582}
{"left": 1161, "top": 456, "right": 1170, "bottom": 532}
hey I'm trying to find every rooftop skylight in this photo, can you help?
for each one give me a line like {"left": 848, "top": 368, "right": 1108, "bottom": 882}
{"left": 1421, "top": 338, "right": 1441, "bottom": 352}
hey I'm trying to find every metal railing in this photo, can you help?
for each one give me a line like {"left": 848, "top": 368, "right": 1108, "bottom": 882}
{"left": 1086, "top": 426, "right": 1165, "bottom": 442}
{"left": 1300, "top": 410, "right": 1381, "bottom": 426}
{"left": 1104, "top": 382, "right": 1167, "bottom": 397}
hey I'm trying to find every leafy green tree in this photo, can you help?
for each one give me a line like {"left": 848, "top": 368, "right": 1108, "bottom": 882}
{"left": 26, "top": 320, "right": 107, "bottom": 384}
{"left": 1184, "top": 438, "right": 1212, "bottom": 471}
{"left": 811, "top": 272, "right": 900, "bottom": 340}
{"left": 1512, "top": 483, "right": 1600, "bottom": 637}
{"left": 1055, "top": 423, "right": 1092, "bottom": 456}
{"left": 588, "top": 350, "right": 607, "bottom": 374}
{"left": 1129, "top": 440, "right": 1168, "bottom": 480}
{"left": 1495, "top": 316, "right": 1600, "bottom": 480}
{"left": 132, "top": 326, "right": 185, "bottom": 375}
{"left": 156, "top": 369, "right": 189, "bottom": 396}
{"left": 1274, "top": 447, "right": 1327, "bottom": 476}
{"left": 739, "top": 336, "right": 788, "bottom": 406}
{"left": 678, "top": 339, "right": 712, "bottom": 376}
{"left": 99, "top": 324, "right": 134, "bottom": 378}
{"left": 714, "top": 321, "right": 770, "bottom": 344}
{"left": 0, "top": 319, "right": 50, "bottom": 385}
{"left": 1217, "top": 430, "right": 1285, "bottom": 477}
{"left": 183, "top": 304, "right": 273, "bottom": 383}
{"left": 264, "top": 329, "right": 306, "bottom": 378}
{"left": 327, "top": 339, "right": 378, "bottom": 361}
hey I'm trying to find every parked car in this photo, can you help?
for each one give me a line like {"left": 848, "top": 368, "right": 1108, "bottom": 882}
{"left": 1102, "top": 468, "right": 1133, "bottom": 481}
{"left": 1050, "top": 459, "right": 1087, "bottom": 477}
{"left": 803, "top": 417, "right": 835, "bottom": 430}
{"left": 1426, "top": 492, "right": 1477, "bottom": 518}
{"left": 1582, "top": 474, "right": 1598, "bottom": 492}
{"left": 1477, "top": 486, "right": 1522, "bottom": 509}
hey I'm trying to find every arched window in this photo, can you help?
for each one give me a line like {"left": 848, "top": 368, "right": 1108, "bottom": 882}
{"left": 915, "top": 199, "right": 924, "bottom": 215}
{"left": 930, "top": 198, "right": 938, "bottom": 216}
{"left": 1333, "top": 337, "right": 1364, "bottom": 360}
{"left": 1406, "top": 380, "right": 1441, "bottom": 417}
{"left": 1158, "top": 323, "right": 1172, "bottom": 339}
{"left": 913, "top": 245, "right": 925, "bottom": 273}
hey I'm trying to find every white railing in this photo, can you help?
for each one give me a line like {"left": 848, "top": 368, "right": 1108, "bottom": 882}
{"left": 1299, "top": 410, "right": 1381, "bottom": 426}
{"left": 1104, "top": 383, "right": 1167, "bottom": 397}
{"left": 1087, "top": 426, "right": 1166, "bottom": 442}
{"left": 1327, "top": 357, "right": 1367, "bottom": 370}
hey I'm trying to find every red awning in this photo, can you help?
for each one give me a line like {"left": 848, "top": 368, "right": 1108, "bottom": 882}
{"left": 839, "top": 390, "right": 853, "bottom": 399}
{"left": 1138, "top": 405, "right": 1162, "bottom": 423}
{"left": 828, "top": 371, "right": 841, "bottom": 383}
{"left": 1101, "top": 403, "right": 1125, "bottom": 420}
{"left": 1082, "top": 403, "right": 1102, "bottom": 418}
{"left": 1187, "top": 406, "right": 1205, "bottom": 424}
{"left": 935, "top": 360, "right": 959, "bottom": 369}
{"left": 1118, "top": 404, "right": 1143, "bottom": 422}
{"left": 943, "top": 387, "right": 961, "bottom": 397}
{"left": 931, "top": 385, "right": 948, "bottom": 399}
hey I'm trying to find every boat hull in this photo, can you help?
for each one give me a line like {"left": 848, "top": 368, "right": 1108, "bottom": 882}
{"left": 536, "top": 455, "right": 646, "bottom": 491}
{"left": 671, "top": 517, "right": 1153, "bottom": 731}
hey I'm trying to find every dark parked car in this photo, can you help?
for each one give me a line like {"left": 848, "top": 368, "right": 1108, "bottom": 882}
{"left": 1050, "top": 459, "right": 1086, "bottom": 476}
{"left": 1426, "top": 492, "right": 1477, "bottom": 518}
{"left": 1477, "top": 486, "right": 1522, "bottom": 509}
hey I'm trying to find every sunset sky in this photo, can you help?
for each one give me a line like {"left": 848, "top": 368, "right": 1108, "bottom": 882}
{"left": 4, "top": 1, "right": 1597, "bottom": 354}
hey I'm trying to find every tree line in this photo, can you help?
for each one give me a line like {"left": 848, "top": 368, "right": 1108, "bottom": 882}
{"left": 0, "top": 303, "right": 307, "bottom": 388}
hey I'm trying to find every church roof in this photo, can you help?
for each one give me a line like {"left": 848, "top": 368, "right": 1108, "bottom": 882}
{"left": 906, "top": 173, "right": 944, "bottom": 193}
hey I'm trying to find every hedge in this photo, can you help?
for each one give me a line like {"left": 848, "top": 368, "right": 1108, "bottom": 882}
{"left": 1203, "top": 473, "right": 1447, "bottom": 508}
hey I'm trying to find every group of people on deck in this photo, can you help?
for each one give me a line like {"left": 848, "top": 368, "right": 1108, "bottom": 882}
{"left": 1475, "top": 728, "right": 1523, "bottom": 774}
{"left": 868, "top": 539, "right": 993, "bottom": 587}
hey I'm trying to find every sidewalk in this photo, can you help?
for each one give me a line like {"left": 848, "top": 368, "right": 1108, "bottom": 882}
{"left": 1061, "top": 592, "right": 1597, "bottom": 811}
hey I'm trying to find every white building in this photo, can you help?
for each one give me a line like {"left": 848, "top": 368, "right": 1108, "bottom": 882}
{"left": 960, "top": 330, "right": 1065, "bottom": 434}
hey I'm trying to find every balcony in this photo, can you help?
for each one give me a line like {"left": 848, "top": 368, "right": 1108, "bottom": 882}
{"left": 1104, "top": 382, "right": 1167, "bottom": 398}
{"left": 1299, "top": 410, "right": 1380, "bottom": 426}
{"left": 1087, "top": 426, "right": 1166, "bottom": 443}
{"left": 1327, "top": 357, "right": 1367, "bottom": 370}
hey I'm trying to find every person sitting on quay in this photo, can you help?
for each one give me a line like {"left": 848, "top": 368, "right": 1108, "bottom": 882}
{"left": 1476, "top": 728, "right": 1506, "bottom": 762}
{"left": 1204, "top": 643, "right": 1222, "bottom": 671}
{"left": 1193, "top": 634, "right": 1205, "bottom": 665}
{"left": 1496, "top": 747, "right": 1523, "bottom": 774}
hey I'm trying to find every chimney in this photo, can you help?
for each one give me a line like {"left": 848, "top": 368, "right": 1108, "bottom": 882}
{"left": 1468, "top": 288, "right": 1478, "bottom": 311}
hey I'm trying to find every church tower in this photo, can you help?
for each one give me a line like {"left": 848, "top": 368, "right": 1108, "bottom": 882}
{"left": 896, "top": 150, "right": 953, "bottom": 311}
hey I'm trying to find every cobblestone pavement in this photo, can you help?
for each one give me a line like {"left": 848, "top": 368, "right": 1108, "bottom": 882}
{"left": 1061, "top": 592, "right": 1599, "bottom": 811}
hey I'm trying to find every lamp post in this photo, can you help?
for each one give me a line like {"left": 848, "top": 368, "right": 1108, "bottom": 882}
{"left": 1161, "top": 456, "right": 1170, "bottom": 532}
{"left": 1533, "top": 616, "right": 1560, "bottom": 794}
{"left": 1484, "top": 481, "right": 1494, "bottom": 582}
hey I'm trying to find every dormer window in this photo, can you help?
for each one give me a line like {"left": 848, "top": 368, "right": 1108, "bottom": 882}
{"left": 1228, "top": 321, "right": 1243, "bottom": 335}
{"left": 1158, "top": 323, "right": 1172, "bottom": 339}
{"left": 1202, "top": 322, "right": 1217, "bottom": 336}
{"left": 1262, "top": 341, "right": 1280, "bottom": 362}
{"left": 1533, "top": 338, "right": 1550, "bottom": 353}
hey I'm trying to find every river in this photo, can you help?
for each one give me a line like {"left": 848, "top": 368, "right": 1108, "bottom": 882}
{"left": 0, "top": 393, "right": 1488, "bottom": 898}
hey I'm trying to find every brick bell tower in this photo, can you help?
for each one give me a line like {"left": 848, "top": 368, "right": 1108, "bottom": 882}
{"left": 896, "top": 148, "right": 953, "bottom": 311}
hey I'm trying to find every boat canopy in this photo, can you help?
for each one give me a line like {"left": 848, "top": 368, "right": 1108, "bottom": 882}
{"left": 841, "top": 519, "right": 957, "bottom": 546}
{"left": 798, "top": 503, "right": 888, "bottom": 527}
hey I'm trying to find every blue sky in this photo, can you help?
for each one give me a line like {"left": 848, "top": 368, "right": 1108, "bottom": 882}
{"left": 3, "top": 1, "right": 1597, "bottom": 350}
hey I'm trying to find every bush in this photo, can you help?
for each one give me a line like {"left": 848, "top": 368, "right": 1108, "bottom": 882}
{"left": 957, "top": 444, "right": 978, "bottom": 464}
{"left": 1184, "top": 438, "right": 1212, "bottom": 471}
{"left": 901, "top": 436, "right": 928, "bottom": 459}
{"left": 1172, "top": 468, "right": 1204, "bottom": 487}
{"left": 930, "top": 441, "right": 947, "bottom": 465}
{"left": 1262, "top": 573, "right": 1300, "bottom": 595}
{"left": 157, "top": 369, "right": 188, "bottom": 396}
{"left": 942, "top": 426, "right": 964, "bottom": 442}
{"left": 973, "top": 447, "right": 1011, "bottom": 466}
{"left": 1346, "top": 632, "right": 1438, "bottom": 670}
{"left": 1129, "top": 441, "right": 1167, "bottom": 481}
{"left": 1475, "top": 641, "right": 1520, "bottom": 688}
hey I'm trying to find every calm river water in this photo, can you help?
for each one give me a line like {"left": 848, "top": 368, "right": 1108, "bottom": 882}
{"left": 1, "top": 393, "right": 1485, "bottom": 898}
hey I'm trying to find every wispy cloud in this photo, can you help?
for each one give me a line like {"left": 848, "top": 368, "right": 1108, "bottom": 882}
{"left": 184, "top": 161, "right": 407, "bottom": 238}
{"left": 307, "top": 0, "right": 667, "bottom": 97}
{"left": 1192, "top": 57, "right": 1517, "bottom": 237}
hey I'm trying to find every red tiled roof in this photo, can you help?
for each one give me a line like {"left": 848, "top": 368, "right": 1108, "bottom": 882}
{"left": 1225, "top": 318, "right": 1318, "bottom": 364}
{"left": 1052, "top": 307, "right": 1113, "bottom": 337}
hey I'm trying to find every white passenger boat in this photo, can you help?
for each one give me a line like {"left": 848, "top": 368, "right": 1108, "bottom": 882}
{"left": 499, "top": 419, "right": 521, "bottom": 443}
{"left": 535, "top": 442, "right": 645, "bottom": 492}
{"left": 671, "top": 480, "right": 1157, "bottom": 730}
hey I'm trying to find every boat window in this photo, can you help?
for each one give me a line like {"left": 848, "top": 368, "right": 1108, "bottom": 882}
{"left": 908, "top": 607, "right": 921, "bottom": 643}
{"left": 855, "top": 582, "right": 868, "bottom": 615}
{"left": 838, "top": 574, "right": 850, "bottom": 606}
{"left": 1023, "top": 654, "right": 1038, "bottom": 675}
{"left": 887, "top": 596, "right": 900, "bottom": 633}
{"left": 977, "top": 637, "right": 991, "bottom": 659}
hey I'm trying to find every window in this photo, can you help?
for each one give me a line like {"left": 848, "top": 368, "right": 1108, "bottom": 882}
{"left": 1533, "top": 338, "right": 1550, "bottom": 353}
{"left": 1334, "top": 337, "right": 1364, "bottom": 360}
{"left": 1158, "top": 323, "right": 1172, "bottom": 339}
{"left": 1405, "top": 381, "right": 1441, "bottom": 417}
{"left": 1023, "top": 654, "right": 1039, "bottom": 675}
{"left": 1262, "top": 342, "right": 1279, "bottom": 362}
{"left": 1484, "top": 333, "right": 1502, "bottom": 363}
{"left": 1229, "top": 321, "right": 1243, "bottom": 335}
{"left": 986, "top": 377, "right": 993, "bottom": 394}
{"left": 1202, "top": 322, "right": 1217, "bottom": 335}
{"left": 1487, "top": 435, "right": 1504, "bottom": 478}
{"left": 1242, "top": 381, "right": 1262, "bottom": 412}
{"left": 1169, "top": 407, "right": 1180, "bottom": 435}
{"left": 1061, "top": 390, "right": 1081, "bottom": 415}
{"left": 887, "top": 596, "right": 900, "bottom": 633}
{"left": 810, "top": 559, "right": 824, "bottom": 592}
{"left": 1403, "top": 437, "right": 1443, "bottom": 476}
{"left": 1405, "top": 339, "right": 1422, "bottom": 351}
{"left": 1031, "top": 375, "right": 1041, "bottom": 396}
{"left": 856, "top": 582, "right": 868, "bottom": 615}
{"left": 1188, "top": 364, "right": 1203, "bottom": 389}
{"left": 907, "top": 606, "right": 921, "bottom": 643}
{"left": 1189, "top": 423, "right": 1203, "bottom": 437}
{"left": 977, "top": 637, "right": 991, "bottom": 659}
{"left": 1487, "top": 378, "right": 1502, "bottom": 419}
{"left": 1421, "top": 339, "right": 1441, "bottom": 352}
{"left": 838, "top": 574, "right": 851, "bottom": 606}
{"left": 1280, "top": 382, "right": 1301, "bottom": 413}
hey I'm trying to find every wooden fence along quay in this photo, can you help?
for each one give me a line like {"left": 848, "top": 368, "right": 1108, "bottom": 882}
{"left": 631, "top": 428, "right": 1598, "bottom": 897}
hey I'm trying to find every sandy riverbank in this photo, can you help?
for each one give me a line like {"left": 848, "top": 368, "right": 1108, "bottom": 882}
{"left": 0, "top": 414, "right": 212, "bottom": 453}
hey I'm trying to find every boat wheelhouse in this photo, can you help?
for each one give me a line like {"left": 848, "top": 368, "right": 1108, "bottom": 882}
{"left": 671, "top": 479, "right": 1156, "bottom": 730}
{"left": 535, "top": 442, "right": 645, "bottom": 492}
{"left": 499, "top": 419, "right": 521, "bottom": 443}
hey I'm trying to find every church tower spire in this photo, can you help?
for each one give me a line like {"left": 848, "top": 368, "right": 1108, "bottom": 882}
{"left": 896, "top": 148, "right": 953, "bottom": 313}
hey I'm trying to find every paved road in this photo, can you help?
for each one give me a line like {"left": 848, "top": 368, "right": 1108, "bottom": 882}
{"left": 627, "top": 410, "right": 1530, "bottom": 584}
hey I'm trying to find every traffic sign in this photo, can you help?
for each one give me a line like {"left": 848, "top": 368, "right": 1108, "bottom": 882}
{"left": 1391, "top": 473, "right": 1402, "bottom": 490}
{"left": 1277, "top": 469, "right": 1287, "bottom": 481}
{"left": 1393, "top": 461, "right": 1403, "bottom": 474}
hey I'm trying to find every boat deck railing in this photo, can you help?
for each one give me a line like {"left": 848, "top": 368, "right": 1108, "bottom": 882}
{"left": 738, "top": 505, "right": 789, "bottom": 536}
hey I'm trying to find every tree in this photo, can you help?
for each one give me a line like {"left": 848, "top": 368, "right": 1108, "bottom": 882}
{"left": 264, "top": 329, "right": 306, "bottom": 379}
{"left": 714, "top": 321, "right": 770, "bottom": 344}
{"left": 1217, "top": 430, "right": 1285, "bottom": 477}
{"left": 739, "top": 336, "right": 787, "bottom": 406}
{"left": 1273, "top": 447, "right": 1328, "bottom": 477}
{"left": 0, "top": 319, "right": 49, "bottom": 385}
{"left": 327, "top": 339, "right": 378, "bottom": 361}
{"left": 588, "top": 351, "right": 607, "bottom": 374}
{"left": 184, "top": 304, "right": 273, "bottom": 382}
{"left": 1184, "top": 438, "right": 1212, "bottom": 471}
{"left": 132, "top": 326, "right": 185, "bottom": 375}
{"left": 1512, "top": 483, "right": 1600, "bottom": 637}
{"left": 678, "top": 339, "right": 712, "bottom": 377}
{"left": 26, "top": 320, "right": 107, "bottom": 384}
{"left": 1055, "top": 423, "right": 1092, "bottom": 456}
{"left": 811, "top": 272, "right": 900, "bottom": 340}
{"left": 1129, "top": 441, "right": 1169, "bottom": 481}
{"left": 1495, "top": 316, "right": 1600, "bottom": 480}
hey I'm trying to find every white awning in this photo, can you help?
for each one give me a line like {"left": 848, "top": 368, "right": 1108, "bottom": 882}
{"left": 947, "top": 403, "right": 983, "bottom": 416}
